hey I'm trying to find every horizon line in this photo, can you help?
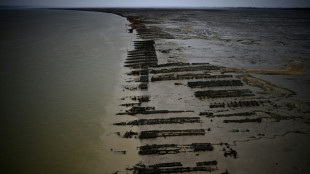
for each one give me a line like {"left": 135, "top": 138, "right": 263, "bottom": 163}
{"left": 1, "top": 5, "right": 310, "bottom": 9}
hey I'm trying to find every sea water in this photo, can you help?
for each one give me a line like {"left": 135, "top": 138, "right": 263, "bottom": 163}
{"left": 0, "top": 9, "right": 136, "bottom": 174}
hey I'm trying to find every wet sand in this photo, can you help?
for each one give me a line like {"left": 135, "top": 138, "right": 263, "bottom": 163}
{"left": 74, "top": 8, "right": 310, "bottom": 173}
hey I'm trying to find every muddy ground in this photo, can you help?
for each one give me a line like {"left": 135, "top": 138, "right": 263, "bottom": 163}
{"left": 77, "top": 8, "right": 310, "bottom": 174}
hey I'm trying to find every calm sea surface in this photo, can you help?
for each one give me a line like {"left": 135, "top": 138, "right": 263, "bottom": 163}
{"left": 0, "top": 9, "right": 131, "bottom": 174}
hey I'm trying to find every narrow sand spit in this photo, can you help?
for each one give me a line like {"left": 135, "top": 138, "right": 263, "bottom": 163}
{"left": 87, "top": 9, "right": 310, "bottom": 174}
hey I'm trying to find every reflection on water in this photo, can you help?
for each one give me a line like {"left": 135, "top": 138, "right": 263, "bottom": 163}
{"left": 0, "top": 9, "right": 134, "bottom": 174}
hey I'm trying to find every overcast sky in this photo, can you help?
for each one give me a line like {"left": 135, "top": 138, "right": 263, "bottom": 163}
{"left": 1, "top": 0, "right": 310, "bottom": 8}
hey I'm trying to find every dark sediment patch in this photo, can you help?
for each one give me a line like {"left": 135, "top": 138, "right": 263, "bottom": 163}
{"left": 195, "top": 89, "right": 254, "bottom": 99}
{"left": 135, "top": 75, "right": 149, "bottom": 82}
{"left": 124, "top": 40, "right": 158, "bottom": 68}
{"left": 224, "top": 149, "right": 238, "bottom": 158}
{"left": 150, "top": 65, "right": 220, "bottom": 74}
{"left": 117, "top": 106, "right": 193, "bottom": 115}
{"left": 200, "top": 112, "right": 256, "bottom": 118}
{"left": 188, "top": 80, "right": 243, "bottom": 88}
{"left": 223, "top": 118, "right": 262, "bottom": 123}
{"left": 151, "top": 73, "right": 232, "bottom": 82}
{"left": 138, "top": 143, "right": 214, "bottom": 155}
{"left": 196, "top": 160, "right": 218, "bottom": 166}
{"left": 114, "top": 150, "right": 127, "bottom": 155}
{"left": 114, "top": 117, "right": 200, "bottom": 126}
{"left": 199, "top": 112, "right": 214, "bottom": 117}
{"left": 123, "top": 130, "right": 139, "bottom": 138}
{"left": 209, "top": 100, "right": 262, "bottom": 108}
{"left": 127, "top": 69, "right": 149, "bottom": 76}
{"left": 138, "top": 83, "right": 148, "bottom": 90}
{"left": 227, "top": 100, "right": 261, "bottom": 107}
{"left": 210, "top": 102, "right": 226, "bottom": 108}
{"left": 150, "top": 62, "right": 191, "bottom": 68}
{"left": 139, "top": 129, "right": 206, "bottom": 139}
{"left": 128, "top": 161, "right": 218, "bottom": 174}
{"left": 130, "top": 95, "right": 150, "bottom": 102}
{"left": 120, "top": 103, "right": 141, "bottom": 107}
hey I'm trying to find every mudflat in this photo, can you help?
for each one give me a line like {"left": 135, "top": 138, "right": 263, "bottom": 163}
{"left": 87, "top": 8, "right": 310, "bottom": 174}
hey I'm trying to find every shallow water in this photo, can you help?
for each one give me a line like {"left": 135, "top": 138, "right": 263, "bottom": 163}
{"left": 0, "top": 9, "right": 135, "bottom": 174}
